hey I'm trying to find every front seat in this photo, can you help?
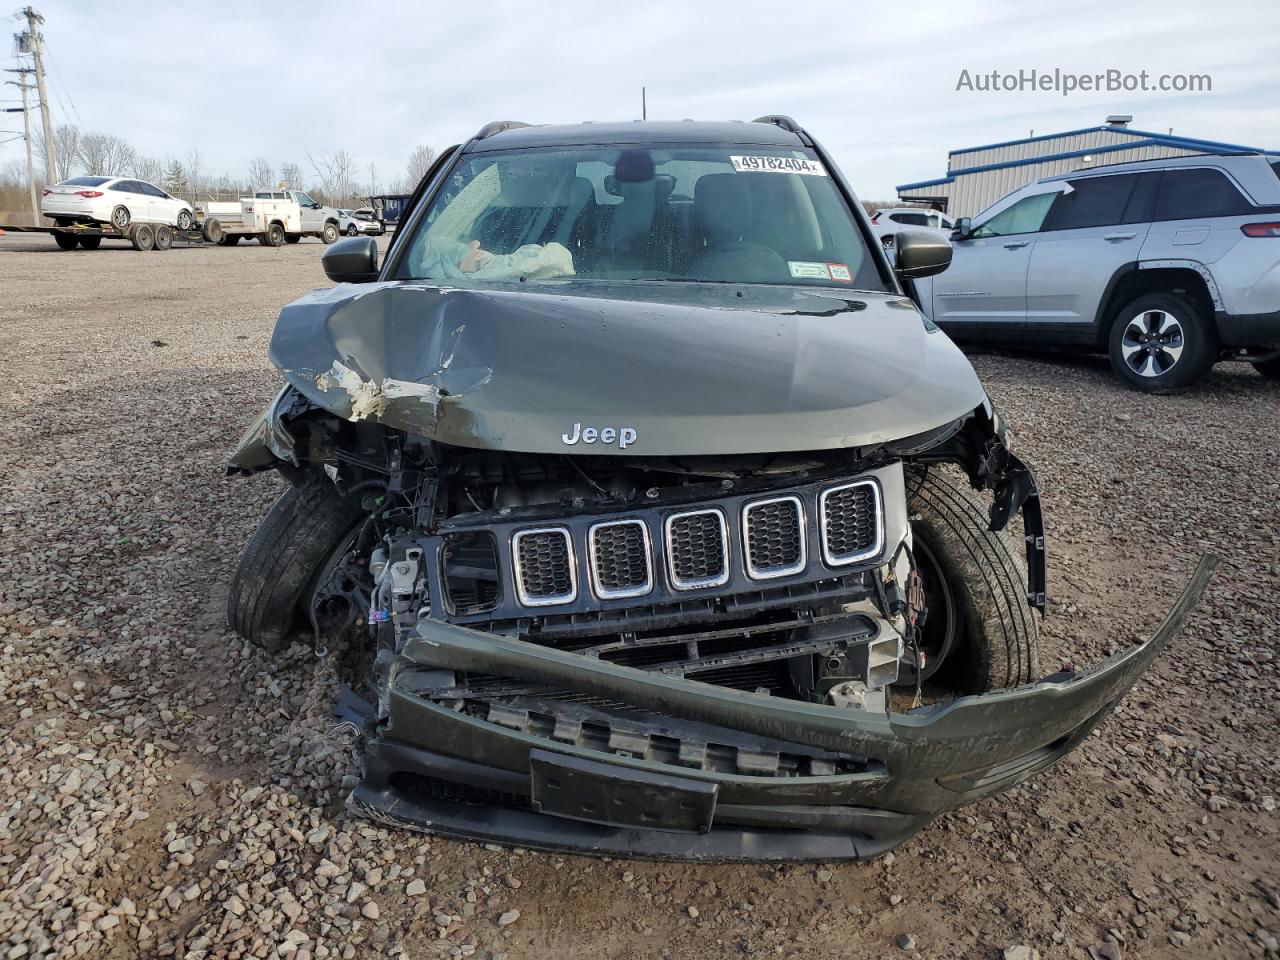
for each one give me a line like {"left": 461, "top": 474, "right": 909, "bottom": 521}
{"left": 690, "top": 174, "right": 788, "bottom": 282}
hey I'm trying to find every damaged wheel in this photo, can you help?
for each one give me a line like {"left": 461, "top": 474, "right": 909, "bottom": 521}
{"left": 227, "top": 476, "right": 365, "bottom": 653}
{"left": 907, "top": 468, "right": 1040, "bottom": 693}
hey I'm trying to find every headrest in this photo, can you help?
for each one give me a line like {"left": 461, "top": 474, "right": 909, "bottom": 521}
{"left": 694, "top": 173, "right": 752, "bottom": 241}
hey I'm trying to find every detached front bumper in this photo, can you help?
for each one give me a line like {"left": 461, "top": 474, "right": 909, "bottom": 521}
{"left": 350, "top": 557, "right": 1215, "bottom": 861}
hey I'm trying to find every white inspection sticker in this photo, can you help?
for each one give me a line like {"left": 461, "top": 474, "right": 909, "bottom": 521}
{"left": 788, "top": 261, "right": 830, "bottom": 279}
{"left": 731, "top": 155, "right": 828, "bottom": 176}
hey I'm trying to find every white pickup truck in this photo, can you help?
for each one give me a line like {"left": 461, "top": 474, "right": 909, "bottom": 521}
{"left": 196, "top": 189, "right": 342, "bottom": 247}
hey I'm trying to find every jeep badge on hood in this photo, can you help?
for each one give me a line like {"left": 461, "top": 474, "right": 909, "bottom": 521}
{"left": 562, "top": 422, "right": 638, "bottom": 449}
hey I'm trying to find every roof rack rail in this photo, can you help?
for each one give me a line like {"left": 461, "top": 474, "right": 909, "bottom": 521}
{"left": 752, "top": 114, "right": 800, "bottom": 132}
{"left": 475, "top": 120, "right": 532, "bottom": 140}
{"left": 1062, "top": 149, "right": 1260, "bottom": 175}
{"left": 751, "top": 115, "right": 811, "bottom": 145}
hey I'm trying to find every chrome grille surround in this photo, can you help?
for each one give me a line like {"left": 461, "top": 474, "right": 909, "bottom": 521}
{"left": 742, "top": 495, "right": 807, "bottom": 580}
{"left": 511, "top": 526, "right": 577, "bottom": 606}
{"left": 587, "top": 518, "right": 653, "bottom": 600}
{"left": 664, "top": 508, "right": 730, "bottom": 591}
{"left": 819, "top": 479, "right": 883, "bottom": 566}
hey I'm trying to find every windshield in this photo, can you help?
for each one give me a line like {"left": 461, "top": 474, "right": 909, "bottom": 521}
{"left": 395, "top": 145, "right": 886, "bottom": 291}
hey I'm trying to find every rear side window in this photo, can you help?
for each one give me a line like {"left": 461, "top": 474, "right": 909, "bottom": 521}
{"left": 1120, "top": 173, "right": 1160, "bottom": 223}
{"left": 890, "top": 212, "right": 929, "bottom": 226}
{"left": 1154, "top": 169, "right": 1250, "bottom": 220}
{"left": 112, "top": 181, "right": 138, "bottom": 193}
{"left": 1043, "top": 175, "right": 1136, "bottom": 230}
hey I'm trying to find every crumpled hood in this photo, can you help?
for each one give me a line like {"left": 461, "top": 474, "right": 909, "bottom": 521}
{"left": 268, "top": 279, "right": 987, "bottom": 456}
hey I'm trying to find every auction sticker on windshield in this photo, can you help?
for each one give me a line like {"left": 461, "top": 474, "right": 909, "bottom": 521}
{"left": 788, "top": 261, "right": 831, "bottom": 279}
{"left": 731, "top": 155, "right": 827, "bottom": 176}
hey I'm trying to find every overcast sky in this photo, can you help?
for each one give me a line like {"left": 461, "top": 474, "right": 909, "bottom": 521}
{"left": 3, "top": 0, "right": 1278, "bottom": 200}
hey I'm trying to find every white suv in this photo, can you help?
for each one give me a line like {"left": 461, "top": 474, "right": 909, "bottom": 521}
{"left": 871, "top": 207, "right": 954, "bottom": 248}
{"left": 914, "top": 153, "right": 1280, "bottom": 390}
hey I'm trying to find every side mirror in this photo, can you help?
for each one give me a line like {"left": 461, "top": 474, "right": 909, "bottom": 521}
{"left": 950, "top": 217, "right": 971, "bottom": 241}
{"left": 322, "top": 236, "right": 380, "bottom": 283}
{"left": 893, "top": 230, "right": 952, "bottom": 281}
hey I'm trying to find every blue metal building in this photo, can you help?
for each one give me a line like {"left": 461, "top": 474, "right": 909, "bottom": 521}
{"left": 896, "top": 116, "right": 1278, "bottom": 217}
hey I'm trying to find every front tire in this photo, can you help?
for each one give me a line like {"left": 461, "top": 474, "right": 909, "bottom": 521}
{"left": 228, "top": 477, "right": 365, "bottom": 653}
{"left": 322, "top": 222, "right": 339, "bottom": 244}
{"left": 346, "top": 223, "right": 359, "bottom": 237}
{"left": 1108, "top": 293, "right": 1218, "bottom": 393}
{"left": 176, "top": 209, "right": 194, "bottom": 231}
{"left": 907, "top": 468, "right": 1040, "bottom": 693}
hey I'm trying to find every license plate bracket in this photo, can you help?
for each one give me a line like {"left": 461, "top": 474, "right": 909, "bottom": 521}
{"left": 529, "top": 749, "right": 718, "bottom": 833}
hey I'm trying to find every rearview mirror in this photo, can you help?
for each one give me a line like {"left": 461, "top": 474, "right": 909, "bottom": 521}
{"left": 951, "top": 217, "right": 971, "bottom": 240}
{"left": 893, "top": 230, "right": 952, "bottom": 281}
{"left": 322, "top": 236, "right": 380, "bottom": 283}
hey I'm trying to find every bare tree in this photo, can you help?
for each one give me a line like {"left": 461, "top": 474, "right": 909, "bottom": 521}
{"left": 279, "top": 160, "right": 302, "bottom": 189}
{"left": 78, "top": 133, "right": 136, "bottom": 176}
{"left": 248, "top": 156, "right": 275, "bottom": 189}
{"left": 36, "top": 124, "right": 80, "bottom": 181}
{"left": 406, "top": 145, "right": 436, "bottom": 188}
{"left": 129, "top": 154, "right": 164, "bottom": 185}
{"left": 368, "top": 161, "right": 379, "bottom": 197}
{"left": 185, "top": 148, "right": 205, "bottom": 200}
{"left": 307, "top": 151, "right": 357, "bottom": 204}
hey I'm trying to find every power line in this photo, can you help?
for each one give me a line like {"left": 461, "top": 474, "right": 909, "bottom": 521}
{"left": 39, "top": 40, "right": 83, "bottom": 129}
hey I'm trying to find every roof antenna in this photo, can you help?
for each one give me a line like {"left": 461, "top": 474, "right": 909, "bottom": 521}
{"left": 642, "top": 86, "right": 647, "bottom": 121}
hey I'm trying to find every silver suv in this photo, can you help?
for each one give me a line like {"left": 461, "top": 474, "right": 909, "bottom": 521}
{"left": 915, "top": 153, "right": 1280, "bottom": 391}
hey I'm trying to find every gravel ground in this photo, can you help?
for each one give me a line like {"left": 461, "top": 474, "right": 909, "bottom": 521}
{"left": 0, "top": 231, "right": 1276, "bottom": 960}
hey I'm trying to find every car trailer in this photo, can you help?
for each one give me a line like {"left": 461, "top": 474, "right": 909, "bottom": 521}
{"left": 0, "top": 217, "right": 238, "bottom": 251}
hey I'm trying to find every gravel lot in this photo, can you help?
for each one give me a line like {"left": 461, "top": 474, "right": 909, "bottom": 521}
{"left": 0, "top": 231, "right": 1277, "bottom": 960}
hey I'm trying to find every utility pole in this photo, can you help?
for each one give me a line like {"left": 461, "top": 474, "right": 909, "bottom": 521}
{"left": 641, "top": 86, "right": 647, "bottom": 121}
{"left": 15, "top": 5, "right": 58, "bottom": 183}
{"left": 3, "top": 68, "right": 39, "bottom": 223}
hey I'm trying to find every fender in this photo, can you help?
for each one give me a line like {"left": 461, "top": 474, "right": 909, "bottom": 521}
{"left": 1137, "top": 258, "right": 1224, "bottom": 310}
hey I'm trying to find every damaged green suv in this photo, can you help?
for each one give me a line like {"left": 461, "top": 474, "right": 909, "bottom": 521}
{"left": 226, "top": 118, "right": 1210, "bottom": 861}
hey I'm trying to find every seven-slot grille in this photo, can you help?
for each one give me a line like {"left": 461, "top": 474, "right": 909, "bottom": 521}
{"left": 512, "top": 527, "right": 577, "bottom": 605}
{"left": 742, "top": 496, "right": 806, "bottom": 579}
{"left": 588, "top": 519, "right": 653, "bottom": 599}
{"left": 665, "top": 509, "right": 730, "bottom": 590}
{"left": 819, "top": 480, "right": 882, "bottom": 565}
{"left": 506, "top": 479, "right": 883, "bottom": 606}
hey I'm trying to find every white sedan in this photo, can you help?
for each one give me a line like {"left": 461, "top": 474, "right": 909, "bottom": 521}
{"left": 41, "top": 176, "right": 195, "bottom": 231}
